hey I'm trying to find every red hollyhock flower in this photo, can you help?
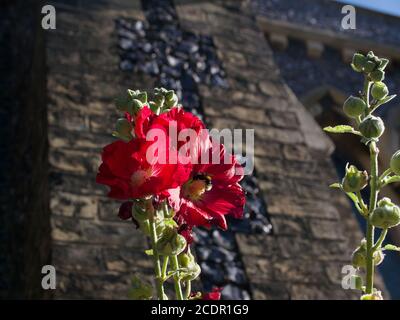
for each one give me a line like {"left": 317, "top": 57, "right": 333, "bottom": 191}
{"left": 96, "top": 139, "right": 191, "bottom": 200}
{"left": 134, "top": 106, "right": 205, "bottom": 140}
{"left": 202, "top": 287, "right": 222, "bottom": 300}
{"left": 134, "top": 106, "right": 206, "bottom": 165}
{"left": 169, "top": 140, "right": 245, "bottom": 230}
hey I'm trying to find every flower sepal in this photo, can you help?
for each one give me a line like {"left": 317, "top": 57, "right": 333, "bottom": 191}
{"left": 342, "top": 164, "right": 368, "bottom": 193}
{"left": 156, "top": 227, "right": 186, "bottom": 256}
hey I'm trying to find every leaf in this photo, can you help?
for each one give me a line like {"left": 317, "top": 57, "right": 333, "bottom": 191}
{"left": 376, "top": 94, "right": 396, "bottom": 107}
{"left": 145, "top": 249, "right": 153, "bottom": 256}
{"left": 383, "top": 175, "right": 400, "bottom": 186}
{"left": 164, "top": 218, "right": 178, "bottom": 228}
{"left": 345, "top": 192, "right": 364, "bottom": 215}
{"left": 323, "top": 125, "right": 361, "bottom": 135}
{"left": 383, "top": 244, "right": 400, "bottom": 251}
{"left": 329, "top": 183, "right": 342, "bottom": 189}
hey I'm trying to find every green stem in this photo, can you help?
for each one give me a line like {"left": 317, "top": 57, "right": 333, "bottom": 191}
{"left": 149, "top": 214, "right": 165, "bottom": 300}
{"left": 373, "top": 229, "right": 388, "bottom": 252}
{"left": 170, "top": 255, "right": 184, "bottom": 300}
{"left": 161, "top": 256, "right": 169, "bottom": 280}
{"left": 185, "top": 280, "right": 192, "bottom": 300}
{"left": 366, "top": 141, "right": 379, "bottom": 294}
{"left": 379, "top": 168, "right": 392, "bottom": 181}
{"left": 356, "top": 191, "right": 368, "bottom": 216}
{"left": 364, "top": 78, "right": 372, "bottom": 114}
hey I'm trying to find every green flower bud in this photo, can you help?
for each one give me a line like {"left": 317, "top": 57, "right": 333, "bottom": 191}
{"left": 373, "top": 249, "right": 385, "bottom": 266}
{"left": 351, "top": 241, "right": 384, "bottom": 268}
{"left": 351, "top": 275, "right": 364, "bottom": 291}
{"left": 360, "top": 291, "right": 383, "bottom": 300}
{"left": 390, "top": 150, "right": 400, "bottom": 175}
{"left": 156, "top": 227, "right": 186, "bottom": 256}
{"left": 370, "top": 70, "right": 385, "bottom": 82}
{"left": 377, "top": 58, "right": 389, "bottom": 71}
{"left": 343, "top": 96, "right": 367, "bottom": 118}
{"left": 132, "top": 99, "right": 144, "bottom": 113}
{"left": 359, "top": 115, "right": 385, "bottom": 139}
{"left": 136, "top": 91, "right": 148, "bottom": 104}
{"left": 371, "top": 81, "right": 389, "bottom": 100}
{"left": 112, "top": 118, "right": 133, "bottom": 142}
{"left": 351, "top": 246, "right": 366, "bottom": 268}
{"left": 178, "top": 252, "right": 193, "bottom": 268}
{"left": 366, "top": 51, "right": 375, "bottom": 60}
{"left": 164, "top": 90, "right": 179, "bottom": 109}
{"left": 342, "top": 164, "right": 368, "bottom": 193}
{"left": 149, "top": 101, "right": 160, "bottom": 114}
{"left": 351, "top": 53, "right": 367, "bottom": 72}
{"left": 178, "top": 252, "right": 201, "bottom": 281}
{"left": 364, "top": 60, "right": 377, "bottom": 73}
{"left": 370, "top": 198, "right": 400, "bottom": 229}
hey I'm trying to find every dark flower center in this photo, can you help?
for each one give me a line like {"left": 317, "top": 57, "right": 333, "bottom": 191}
{"left": 183, "top": 173, "right": 212, "bottom": 200}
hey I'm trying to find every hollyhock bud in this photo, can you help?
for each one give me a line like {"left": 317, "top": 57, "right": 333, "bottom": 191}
{"left": 351, "top": 243, "right": 366, "bottom": 268}
{"left": 378, "top": 58, "right": 389, "bottom": 71}
{"left": 370, "top": 197, "right": 400, "bottom": 229}
{"left": 115, "top": 90, "right": 145, "bottom": 115}
{"left": 156, "top": 227, "right": 186, "bottom": 256}
{"left": 363, "top": 60, "right": 377, "bottom": 73}
{"left": 352, "top": 275, "right": 363, "bottom": 291}
{"left": 371, "top": 81, "right": 389, "bottom": 100}
{"left": 154, "top": 92, "right": 165, "bottom": 108}
{"left": 359, "top": 115, "right": 385, "bottom": 139}
{"left": 390, "top": 150, "right": 400, "bottom": 175}
{"left": 351, "top": 53, "right": 367, "bottom": 72}
{"left": 360, "top": 291, "right": 383, "bottom": 300}
{"left": 164, "top": 90, "right": 179, "bottom": 109}
{"left": 342, "top": 164, "right": 368, "bottom": 193}
{"left": 370, "top": 70, "right": 385, "bottom": 82}
{"left": 112, "top": 118, "right": 133, "bottom": 142}
{"left": 351, "top": 240, "right": 384, "bottom": 268}
{"left": 178, "top": 252, "right": 201, "bottom": 281}
{"left": 343, "top": 96, "right": 367, "bottom": 118}
{"left": 136, "top": 91, "right": 148, "bottom": 104}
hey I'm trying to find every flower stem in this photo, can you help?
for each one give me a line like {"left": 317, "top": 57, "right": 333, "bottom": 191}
{"left": 366, "top": 141, "right": 379, "bottom": 294}
{"left": 170, "top": 255, "right": 184, "bottom": 300}
{"left": 372, "top": 229, "right": 387, "bottom": 252}
{"left": 161, "top": 256, "right": 169, "bottom": 279}
{"left": 185, "top": 280, "right": 191, "bottom": 300}
{"left": 149, "top": 215, "right": 165, "bottom": 300}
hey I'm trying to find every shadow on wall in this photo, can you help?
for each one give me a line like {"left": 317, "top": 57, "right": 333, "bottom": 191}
{"left": 0, "top": 0, "right": 51, "bottom": 299}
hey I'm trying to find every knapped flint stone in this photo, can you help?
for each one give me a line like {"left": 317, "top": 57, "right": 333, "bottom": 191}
{"left": 197, "top": 245, "right": 237, "bottom": 263}
{"left": 193, "top": 228, "right": 212, "bottom": 245}
{"left": 200, "top": 261, "right": 225, "bottom": 284}
{"left": 141, "top": 42, "right": 153, "bottom": 53}
{"left": 178, "top": 41, "right": 199, "bottom": 55}
{"left": 211, "top": 229, "right": 236, "bottom": 250}
{"left": 224, "top": 264, "right": 247, "bottom": 285}
{"left": 119, "top": 38, "right": 133, "bottom": 50}
{"left": 221, "top": 284, "right": 248, "bottom": 300}
{"left": 117, "top": 28, "right": 137, "bottom": 41}
{"left": 211, "top": 74, "right": 228, "bottom": 88}
{"left": 180, "top": 73, "right": 197, "bottom": 91}
{"left": 162, "top": 65, "right": 181, "bottom": 78}
{"left": 166, "top": 55, "right": 181, "bottom": 68}
{"left": 119, "top": 60, "right": 133, "bottom": 71}
{"left": 139, "top": 61, "right": 159, "bottom": 75}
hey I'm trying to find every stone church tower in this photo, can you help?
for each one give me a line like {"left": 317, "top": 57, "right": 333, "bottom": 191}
{"left": 3, "top": 0, "right": 398, "bottom": 299}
